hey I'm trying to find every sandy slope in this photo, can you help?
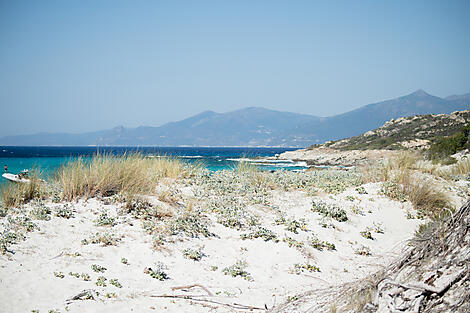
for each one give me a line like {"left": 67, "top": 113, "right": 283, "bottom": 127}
{"left": 0, "top": 178, "right": 442, "bottom": 313}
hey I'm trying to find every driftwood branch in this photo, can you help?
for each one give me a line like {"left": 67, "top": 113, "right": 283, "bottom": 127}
{"left": 151, "top": 294, "right": 267, "bottom": 311}
{"left": 171, "top": 283, "right": 214, "bottom": 296}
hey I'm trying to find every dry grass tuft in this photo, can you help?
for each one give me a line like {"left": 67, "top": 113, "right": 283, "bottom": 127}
{"left": 1, "top": 171, "right": 47, "bottom": 207}
{"left": 362, "top": 152, "right": 452, "bottom": 217}
{"left": 55, "top": 153, "right": 187, "bottom": 200}
{"left": 404, "top": 177, "right": 452, "bottom": 218}
{"left": 447, "top": 157, "right": 470, "bottom": 176}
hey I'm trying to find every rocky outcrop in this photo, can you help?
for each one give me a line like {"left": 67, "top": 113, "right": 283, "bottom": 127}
{"left": 325, "top": 110, "right": 470, "bottom": 151}
{"left": 277, "top": 147, "right": 397, "bottom": 166}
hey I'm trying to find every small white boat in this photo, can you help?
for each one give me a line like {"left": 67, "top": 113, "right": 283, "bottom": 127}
{"left": 2, "top": 170, "right": 31, "bottom": 183}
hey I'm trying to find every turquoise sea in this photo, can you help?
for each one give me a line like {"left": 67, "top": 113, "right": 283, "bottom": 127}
{"left": 0, "top": 146, "right": 307, "bottom": 187}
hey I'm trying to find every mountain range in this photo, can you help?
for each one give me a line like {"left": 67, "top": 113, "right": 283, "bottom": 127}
{"left": 1, "top": 90, "right": 469, "bottom": 147}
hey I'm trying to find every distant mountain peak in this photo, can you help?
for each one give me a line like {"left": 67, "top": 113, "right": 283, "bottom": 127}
{"left": 409, "top": 89, "right": 430, "bottom": 97}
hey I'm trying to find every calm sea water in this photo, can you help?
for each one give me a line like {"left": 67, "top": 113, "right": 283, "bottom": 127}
{"left": 0, "top": 146, "right": 305, "bottom": 186}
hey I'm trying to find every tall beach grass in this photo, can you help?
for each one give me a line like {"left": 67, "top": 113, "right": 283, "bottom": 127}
{"left": 362, "top": 151, "right": 453, "bottom": 217}
{"left": 56, "top": 153, "right": 187, "bottom": 200}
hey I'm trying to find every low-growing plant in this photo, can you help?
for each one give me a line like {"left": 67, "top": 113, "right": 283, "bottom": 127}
{"left": 109, "top": 278, "right": 122, "bottom": 288}
{"left": 222, "top": 260, "right": 253, "bottom": 281}
{"left": 372, "top": 222, "right": 384, "bottom": 234}
{"left": 355, "top": 186, "right": 368, "bottom": 194}
{"left": 240, "top": 227, "right": 278, "bottom": 242}
{"left": 123, "top": 196, "right": 171, "bottom": 220}
{"left": 91, "top": 264, "right": 107, "bottom": 273}
{"left": 283, "top": 236, "right": 304, "bottom": 249}
{"left": 0, "top": 205, "right": 9, "bottom": 217}
{"left": 182, "top": 247, "right": 205, "bottom": 261}
{"left": 142, "top": 220, "right": 157, "bottom": 234}
{"left": 206, "top": 195, "right": 259, "bottom": 229}
{"left": 54, "top": 271, "right": 65, "bottom": 278}
{"left": 351, "top": 205, "right": 365, "bottom": 216}
{"left": 0, "top": 229, "right": 24, "bottom": 254}
{"left": 88, "top": 232, "right": 120, "bottom": 246}
{"left": 292, "top": 262, "right": 320, "bottom": 274}
{"left": 10, "top": 215, "right": 38, "bottom": 232}
{"left": 121, "top": 257, "right": 128, "bottom": 265}
{"left": 145, "top": 262, "right": 169, "bottom": 281}
{"left": 96, "top": 276, "right": 107, "bottom": 287}
{"left": 105, "top": 292, "right": 117, "bottom": 299}
{"left": 81, "top": 273, "right": 91, "bottom": 281}
{"left": 68, "top": 272, "right": 80, "bottom": 278}
{"left": 29, "top": 201, "right": 51, "bottom": 221}
{"left": 360, "top": 229, "right": 374, "bottom": 240}
{"left": 166, "top": 210, "right": 213, "bottom": 238}
{"left": 312, "top": 200, "right": 348, "bottom": 222}
{"left": 319, "top": 217, "right": 336, "bottom": 229}
{"left": 308, "top": 234, "right": 336, "bottom": 251}
{"left": 94, "top": 211, "right": 116, "bottom": 226}
{"left": 158, "top": 189, "right": 179, "bottom": 204}
{"left": 152, "top": 233, "right": 167, "bottom": 249}
{"left": 285, "top": 218, "right": 307, "bottom": 234}
{"left": 380, "top": 181, "right": 408, "bottom": 202}
{"left": 354, "top": 245, "right": 371, "bottom": 256}
{"left": 55, "top": 204, "right": 74, "bottom": 219}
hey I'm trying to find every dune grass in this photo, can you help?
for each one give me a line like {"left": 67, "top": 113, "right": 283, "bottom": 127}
{"left": 55, "top": 153, "right": 187, "bottom": 201}
{"left": 0, "top": 171, "right": 47, "bottom": 207}
{"left": 447, "top": 157, "right": 470, "bottom": 177}
{"left": 362, "top": 151, "right": 453, "bottom": 217}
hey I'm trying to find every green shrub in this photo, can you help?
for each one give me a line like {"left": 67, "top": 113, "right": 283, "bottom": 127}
{"left": 222, "top": 260, "right": 253, "bottom": 281}
{"left": 240, "top": 227, "right": 278, "bottom": 242}
{"left": 182, "top": 247, "right": 205, "bottom": 261}
{"left": 145, "top": 262, "right": 169, "bottom": 280}
{"left": 428, "top": 124, "right": 470, "bottom": 159}
{"left": 312, "top": 200, "right": 348, "bottom": 222}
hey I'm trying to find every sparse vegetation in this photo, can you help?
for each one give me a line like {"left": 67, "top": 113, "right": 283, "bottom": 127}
{"left": 166, "top": 210, "right": 213, "bottom": 238}
{"left": 308, "top": 234, "right": 336, "bottom": 251}
{"left": 109, "top": 278, "right": 122, "bottom": 288}
{"left": 182, "top": 247, "right": 205, "bottom": 261}
{"left": 283, "top": 236, "right": 304, "bottom": 249}
{"left": 94, "top": 211, "right": 116, "bottom": 226}
{"left": 312, "top": 200, "right": 348, "bottom": 222}
{"left": 96, "top": 276, "right": 107, "bottom": 287}
{"left": 55, "top": 204, "right": 74, "bottom": 218}
{"left": 222, "top": 260, "right": 253, "bottom": 281}
{"left": 87, "top": 232, "right": 121, "bottom": 246}
{"left": 292, "top": 262, "right": 321, "bottom": 274}
{"left": 240, "top": 227, "right": 278, "bottom": 242}
{"left": 29, "top": 201, "right": 51, "bottom": 220}
{"left": 91, "top": 264, "right": 107, "bottom": 273}
{"left": 145, "top": 262, "right": 169, "bottom": 281}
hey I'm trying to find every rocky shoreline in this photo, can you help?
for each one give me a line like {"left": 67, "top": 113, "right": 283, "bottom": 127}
{"left": 275, "top": 147, "right": 398, "bottom": 167}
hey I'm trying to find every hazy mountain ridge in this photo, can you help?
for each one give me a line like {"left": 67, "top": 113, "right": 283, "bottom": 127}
{"left": 1, "top": 90, "right": 469, "bottom": 147}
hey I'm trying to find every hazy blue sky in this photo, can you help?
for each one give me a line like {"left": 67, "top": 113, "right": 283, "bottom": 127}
{"left": 1, "top": 0, "right": 469, "bottom": 136}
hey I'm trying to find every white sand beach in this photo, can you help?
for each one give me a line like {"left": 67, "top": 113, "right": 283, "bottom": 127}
{"left": 0, "top": 159, "right": 467, "bottom": 313}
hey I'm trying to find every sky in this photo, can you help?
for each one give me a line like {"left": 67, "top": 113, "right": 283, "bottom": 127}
{"left": 0, "top": 0, "right": 469, "bottom": 136}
